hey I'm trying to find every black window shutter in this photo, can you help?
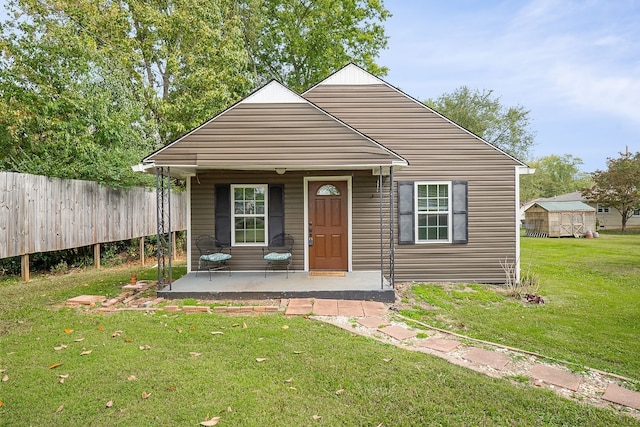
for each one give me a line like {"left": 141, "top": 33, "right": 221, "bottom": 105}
{"left": 268, "top": 184, "right": 285, "bottom": 242}
{"left": 397, "top": 181, "right": 415, "bottom": 245}
{"left": 215, "top": 185, "right": 231, "bottom": 246}
{"left": 452, "top": 180, "right": 468, "bottom": 244}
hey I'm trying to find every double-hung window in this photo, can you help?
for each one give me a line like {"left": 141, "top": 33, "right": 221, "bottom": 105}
{"left": 231, "top": 184, "right": 267, "bottom": 245}
{"left": 597, "top": 204, "right": 610, "bottom": 214}
{"left": 415, "top": 182, "right": 451, "bottom": 243}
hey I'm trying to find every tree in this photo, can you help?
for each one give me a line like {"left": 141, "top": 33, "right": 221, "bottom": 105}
{"left": 425, "top": 86, "right": 535, "bottom": 161}
{"left": 520, "top": 154, "right": 592, "bottom": 201}
{"left": 241, "top": 0, "right": 390, "bottom": 92}
{"left": 1, "top": 0, "right": 391, "bottom": 187}
{"left": 582, "top": 151, "right": 640, "bottom": 232}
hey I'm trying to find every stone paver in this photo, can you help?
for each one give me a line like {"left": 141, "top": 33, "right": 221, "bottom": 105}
{"left": 528, "top": 364, "right": 581, "bottom": 391}
{"left": 416, "top": 338, "right": 461, "bottom": 353}
{"left": 377, "top": 325, "right": 417, "bottom": 341}
{"left": 463, "top": 348, "right": 510, "bottom": 370}
{"left": 312, "top": 299, "right": 339, "bottom": 316}
{"left": 602, "top": 384, "right": 640, "bottom": 410}
{"left": 357, "top": 317, "right": 390, "bottom": 329}
{"left": 285, "top": 298, "right": 313, "bottom": 315}
{"left": 362, "top": 301, "right": 387, "bottom": 317}
{"left": 66, "top": 295, "right": 107, "bottom": 306}
{"left": 337, "top": 300, "right": 365, "bottom": 317}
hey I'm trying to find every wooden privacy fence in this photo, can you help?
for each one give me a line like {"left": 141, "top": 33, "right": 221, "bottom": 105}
{"left": 0, "top": 172, "right": 187, "bottom": 280}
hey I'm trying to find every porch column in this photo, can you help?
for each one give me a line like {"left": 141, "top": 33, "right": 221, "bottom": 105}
{"left": 389, "top": 167, "right": 395, "bottom": 288}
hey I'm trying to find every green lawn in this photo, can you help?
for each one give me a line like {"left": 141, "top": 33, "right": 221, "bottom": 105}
{"left": 0, "top": 242, "right": 639, "bottom": 425}
{"left": 399, "top": 233, "right": 640, "bottom": 382}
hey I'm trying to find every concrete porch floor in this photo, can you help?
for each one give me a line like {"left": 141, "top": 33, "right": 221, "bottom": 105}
{"left": 157, "top": 270, "right": 395, "bottom": 302}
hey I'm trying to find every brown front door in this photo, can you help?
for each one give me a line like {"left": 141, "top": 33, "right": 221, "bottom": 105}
{"left": 308, "top": 180, "right": 348, "bottom": 271}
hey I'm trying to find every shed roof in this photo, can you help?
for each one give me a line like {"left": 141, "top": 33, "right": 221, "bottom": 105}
{"left": 527, "top": 201, "right": 596, "bottom": 212}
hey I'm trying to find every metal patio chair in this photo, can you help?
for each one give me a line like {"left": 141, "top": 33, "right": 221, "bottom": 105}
{"left": 262, "top": 233, "right": 294, "bottom": 278}
{"left": 195, "top": 235, "right": 232, "bottom": 280}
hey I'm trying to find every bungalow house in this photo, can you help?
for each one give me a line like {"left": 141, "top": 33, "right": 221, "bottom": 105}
{"left": 138, "top": 64, "right": 530, "bottom": 301}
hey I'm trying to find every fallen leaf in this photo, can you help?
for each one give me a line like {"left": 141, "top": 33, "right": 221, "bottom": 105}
{"left": 293, "top": 351, "right": 304, "bottom": 354}
{"left": 124, "top": 337, "right": 132, "bottom": 343}
{"left": 64, "top": 328, "right": 73, "bottom": 334}
{"left": 98, "top": 326, "right": 104, "bottom": 331}
{"left": 127, "top": 375, "right": 137, "bottom": 381}
{"left": 56, "top": 405, "right": 64, "bottom": 413}
{"left": 48, "top": 362, "right": 63, "bottom": 369}
{"left": 288, "top": 386, "right": 297, "bottom": 390}
{"left": 1, "top": 375, "right": 8, "bottom": 382}
{"left": 242, "top": 322, "right": 248, "bottom": 329}
{"left": 312, "top": 415, "right": 322, "bottom": 420}
{"left": 166, "top": 386, "right": 176, "bottom": 391}
{"left": 232, "top": 323, "right": 240, "bottom": 327}
{"left": 284, "top": 377, "right": 294, "bottom": 383}
{"left": 176, "top": 328, "right": 182, "bottom": 334}
{"left": 111, "top": 330, "right": 122, "bottom": 338}
{"left": 383, "top": 358, "right": 393, "bottom": 362}
{"left": 189, "top": 352, "right": 202, "bottom": 357}
{"left": 141, "top": 391, "right": 151, "bottom": 399}
{"left": 54, "top": 344, "right": 68, "bottom": 351}
{"left": 376, "top": 423, "right": 384, "bottom": 427}
{"left": 74, "top": 338, "right": 85, "bottom": 342}
{"left": 281, "top": 325, "right": 289, "bottom": 330}
{"left": 139, "top": 345, "right": 151, "bottom": 350}
{"left": 59, "top": 374, "right": 69, "bottom": 379}
{"left": 0, "top": 401, "right": 3, "bottom": 407}
{"left": 0, "top": 369, "right": 5, "bottom": 373}
{"left": 226, "top": 406, "right": 232, "bottom": 413}
{"left": 200, "top": 417, "right": 221, "bottom": 426}
{"left": 106, "top": 400, "right": 113, "bottom": 408}
{"left": 210, "top": 331, "right": 224, "bottom": 335}
{"left": 80, "top": 350, "right": 93, "bottom": 356}
{"left": 256, "top": 358, "right": 267, "bottom": 363}
{"left": 335, "top": 389, "right": 345, "bottom": 395}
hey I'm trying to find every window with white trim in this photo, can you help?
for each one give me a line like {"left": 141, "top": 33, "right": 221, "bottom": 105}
{"left": 415, "top": 182, "right": 451, "bottom": 242}
{"left": 232, "top": 184, "right": 267, "bottom": 245}
{"left": 597, "top": 204, "right": 610, "bottom": 214}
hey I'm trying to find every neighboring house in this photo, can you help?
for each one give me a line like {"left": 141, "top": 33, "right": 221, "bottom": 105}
{"left": 538, "top": 191, "right": 640, "bottom": 230}
{"left": 139, "top": 63, "right": 530, "bottom": 287}
{"left": 524, "top": 201, "right": 596, "bottom": 237}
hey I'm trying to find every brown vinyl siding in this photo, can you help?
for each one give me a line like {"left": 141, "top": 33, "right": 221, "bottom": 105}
{"left": 190, "top": 170, "right": 308, "bottom": 272}
{"left": 148, "top": 103, "right": 403, "bottom": 168}
{"left": 305, "top": 84, "right": 522, "bottom": 283}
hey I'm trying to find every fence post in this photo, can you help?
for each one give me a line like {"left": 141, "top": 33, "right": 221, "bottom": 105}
{"left": 140, "top": 237, "right": 145, "bottom": 266}
{"left": 94, "top": 244, "right": 101, "bottom": 269}
{"left": 21, "top": 254, "right": 30, "bottom": 282}
{"left": 172, "top": 231, "right": 177, "bottom": 261}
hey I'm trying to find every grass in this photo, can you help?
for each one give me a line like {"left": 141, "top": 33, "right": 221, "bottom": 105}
{"left": 400, "top": 232, "right": 640, "bottom": 382}
{"left": 0, "top": 253, "right": 639, "bottom": 425}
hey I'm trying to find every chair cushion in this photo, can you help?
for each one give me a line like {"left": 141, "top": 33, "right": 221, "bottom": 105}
{"left": 263, "top": 252, "right": 292, "bottom": 262}
{"left": 200, "top": 253, "right": 232, "bottom": 262}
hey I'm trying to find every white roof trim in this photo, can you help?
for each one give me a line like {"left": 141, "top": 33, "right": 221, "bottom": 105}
{"left": 316, "top": 63, "right": 382, "bottom": 85}
{"left": 244, "top": 80, "right": 306, "bottom": 103}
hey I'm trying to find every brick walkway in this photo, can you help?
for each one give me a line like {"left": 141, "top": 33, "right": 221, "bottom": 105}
{"left": 285, "top": 298, "right": 640, "bottom": 414}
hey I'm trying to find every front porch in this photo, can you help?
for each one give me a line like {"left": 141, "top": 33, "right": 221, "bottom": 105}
{"left": 157, "top": 270, "right": 395, "bottom": 302}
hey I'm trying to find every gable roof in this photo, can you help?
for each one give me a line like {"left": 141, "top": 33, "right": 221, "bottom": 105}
{"left": 538, "top": 191, "right": 586, "bottom": 202}
{"left": 527, "top": 201, "right": 595, "bottom": 212}
{"left": 143, "top": 80, "right": 408, "bottom": 176}
{"left": 304, "top": 63, "right": 527, "bottom": 168}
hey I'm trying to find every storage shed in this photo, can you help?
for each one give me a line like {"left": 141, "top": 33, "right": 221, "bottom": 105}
{"left": 524, "top": 201, "right": 596, "bottom": 237}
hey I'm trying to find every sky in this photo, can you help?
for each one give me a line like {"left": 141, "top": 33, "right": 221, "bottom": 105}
{"left": 1, "top": 1, "right": 637, "bottom": 172}
{"left": 377, "top": 0, "right": 640, "bottom": 172}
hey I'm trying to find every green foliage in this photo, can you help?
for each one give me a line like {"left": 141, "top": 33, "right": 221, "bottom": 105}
{"left": 520, "top": 154, "right": 592, "bottom": 201}
{"left": 425, "top": 86, "right": 535, "bottom": 161}
{"left": 582, "top": 151, "right": 640, "bottom": 232}
{"left": 0, "top": 0, "right": 391, "bottom": 188}
{"left": 243, "top": 0, "right": 391, "bottom": 92}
